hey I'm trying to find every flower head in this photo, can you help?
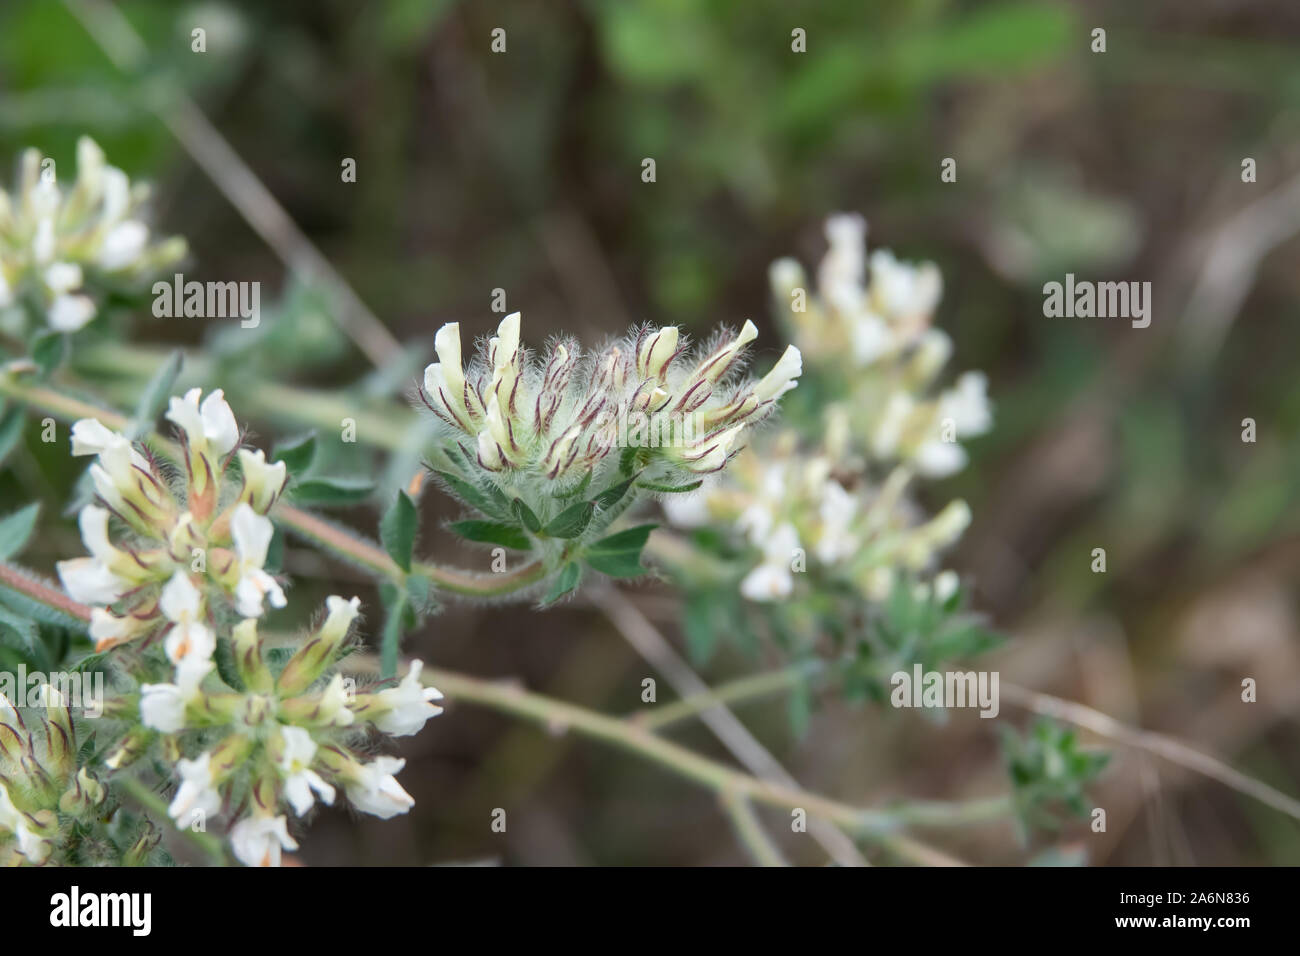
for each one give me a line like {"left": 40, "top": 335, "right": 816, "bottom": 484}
{"left": 0, "top": 137, "right": 184, "bottom": 335}
{"left": 56, "top": 390, "right": 289, "bottom": 654}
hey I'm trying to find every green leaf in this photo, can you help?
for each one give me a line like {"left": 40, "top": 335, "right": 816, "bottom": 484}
{"left": 405, "top": 573, "right": 434, "bottom": 616}
{"left": 0, "top": 412, "right": 25, "bottom": 469}
{"left": 512, "top": 497, "right": 542, "bottom": 533}
{"left": 554, "top": 470, "right": 592, "bottom": 499}
{"left": 31, "top": 331, "right": 66, "bottom": 376}
{"left": 212, "top": 635, "right": 246, "bottom": 692}
{"left": 434, "top": 470, "right": 509, "bottom": 521}
{"left": 583, "top": 523, "right": 656, "bottom": 577}
{"left": 617, "top": 445, "right": 639, "bottom": 476}
{"left": 292, "top": 475, "right": 375, "bottom": 505}
{"left": 543, "top": 500, "right": 595, "bottom": 539}
{"left": 379, "top": 582, "right": 408, "bottom": 678}
{"left": 0, "top": 603, "right": 40, "bottom": 657}
{"left": 0, "top": 503, "right": 41, "bottom": 561}
{"left": 592, "top": 474, "right": 637, "bottom": 510}
{"left": 274, "top": 432, "right": 318, "bottom": 474}
{"left": 540, "top": 562, "right": 581, "bottom": 606}
{"left": 128, "top": 350, "right": 183, "bottom": 439}
{"left": 636, "top": 479, "right": 703, "bottom": 494}
{"left": 379, "top": 490, "right": 417, "bottom": 571}
{"left": 449, "top": 520, "right": 530, "bottom": 551}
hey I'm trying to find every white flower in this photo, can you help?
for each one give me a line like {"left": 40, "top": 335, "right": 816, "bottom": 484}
{"left": 819, "top": 213, "right": 867, "bottom": 315}
{"left": 167, "top": 752, "right": 222, "bottom": 826}
{"left": 939, "top": 371, "right": 992, "bottom": 437}
{"left": 740, "top": 522, "right": 801, "bottom": 602}
{"left": 140, "top": 659, "right": 211, "bottom": 733}
{"left": 48, "top": 293, "right": 96, "bottom": 332}
{"left": 660, "top": 492, "right": 711, "bottom": 528}
{"left": 97, "top": 221, "right": 149, "bottom": 271}
{"left": 423, "top": 321, "right": 483, "bottom": 428}
{"left": 870, "top": 392, "right": 914, "bottom": 459}
{"left": 912, "top": 439, "right": 967, "bottom": 479}
{"left": 753, "top": 345, "right": 803, "bottom": 402}
{"left": 43, "top": 262, "right": 82, "bottom": 294}
{"left": 319, "top": 594, "right": 362, "bottom": 646}
{"left": 230, "top": 504, "right": 286, "bottom": 617}
{"left": 277, "top": 727, "right": 335, "bottom": 817}
{"left": 56, "top": 556, "right": 129, "bottom": 606}
{"left": 869, "top": 249, "right": 942, "bottom": 319}
{"left": 77, "top": 505, "right": 124, "bottom": 567}
{"left": 70, "top": 419, "right": 153, "bottom": 511}
{"left": 690, "top": 320, "right": 758, "bottom": 387}
{"left": 849, "top": 312, "right": 892, "bottom": 365}
{"left": 236, "top": 449, "right": 287, "bottom": 514}
{"left": 682, "top": 422, "right": 746, "bottom": 473}
{"left": 229, "top": 815, "right": 298, "bottom": 867}
{"left": 636, "top": 325, "right": 679, "bottom": 381}
{"left": 815, "top": 480, "right": 859, "bottom": 564}
{"left": 344, "top": 756, "right": 415, "bottom": 819}
{"left": 160, "top": 572, "right": 215, "bottom": 664}
{"left": 89, "top": 608, "right": 138, "bottom": 651}
{"left": 740, "top": 562, "right": 793, "bottom": 602}
{"left": 165, "top": 388, "right": 240, "bottom": 460}
{"left": 372, "top": 660, "right": 444, "bottom": 737}
{"left": 316, "top": 673, "right": 356, "bottom": 727}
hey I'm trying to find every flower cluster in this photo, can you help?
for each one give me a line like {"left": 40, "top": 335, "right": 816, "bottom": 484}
{"left": 770, "top": 213, "right": 991, "bottom": 478}
{"left": 47, "top": 387, "right": 447, "bottom": 866}
{"left": 421, "top": 312, "right": 801, "bottom": 490}
{"left": 0, "top": 138, "right": 184, "bottom": 334}
{"left": 123, "top": 597, "right": 443, "bottom": 867}
{"left": 57, "top": 388, "right": 290, "bottom": 657}
{"left": 665, "top": 214, "right": 990, "bottom": 606}
{"left": 0, "top": 687, "right": 113, "bottom": 865}
{"left": 666, "top": 434, "right": 971, "bottom": 602}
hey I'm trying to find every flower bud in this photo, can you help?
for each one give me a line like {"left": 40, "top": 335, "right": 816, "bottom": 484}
{"left": 237, "top": 449, "right": 288, "bottom": 514}
{"left": 636, "top": 326, "right": 679, "bottom": 381}
{"left": 276, "top": 596, "right": 361, "bottom": 696}
{"left": 59, "top": 767, "right": 106, "bottom": 817}
{"left": 232, "top": 618, "right": 273, "bottom": 693}
{"left": 106, "top": 726, "right": 153, "bottom": 770}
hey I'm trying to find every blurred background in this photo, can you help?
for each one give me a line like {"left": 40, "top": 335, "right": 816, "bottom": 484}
{"left": 2, "top": 0, "right": 1299, "bottom": 864}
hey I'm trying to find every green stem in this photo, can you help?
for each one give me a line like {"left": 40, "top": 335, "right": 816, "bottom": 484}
{"left": 885, "top": 796, "right": 1014, "bottom": 827}
{"left": 720, "top": 790, "right": 788, "bottom": 866}
{"left": 416, "top": 664, "right": 966, "bottom": 866}
{"left": 635, "top": 660, "right": 828, "bottom": 731}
